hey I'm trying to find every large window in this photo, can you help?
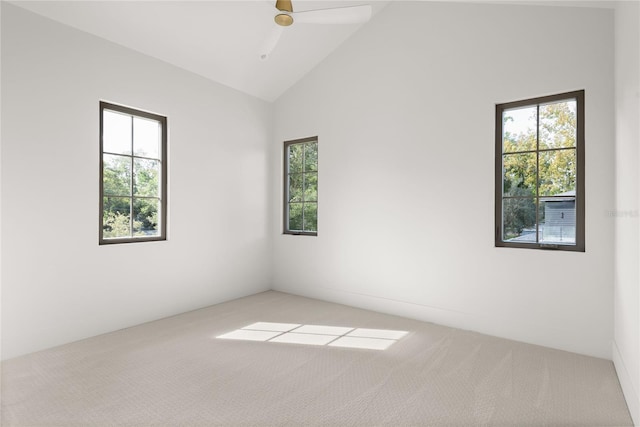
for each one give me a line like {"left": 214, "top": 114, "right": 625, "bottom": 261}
{"left": 495, "top": 90, "right": 584, "bottom": 251}
{"left": 99, "top": 102, "right": 167, "bottom": 244}
{"left": 283, "top": 137, "right": 318, "bottom": 235}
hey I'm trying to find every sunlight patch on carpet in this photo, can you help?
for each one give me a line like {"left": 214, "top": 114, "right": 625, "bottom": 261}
{"left": 216, "top": 322, "right": 408, "bottom": 350}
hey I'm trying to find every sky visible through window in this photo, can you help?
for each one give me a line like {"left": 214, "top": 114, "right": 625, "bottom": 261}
{"left": 503, "top": 101, "right": 577, "bottom": 140}
{"left": 504, "top": 106, "right": 535, "bottom": 137}
{"left": 103, "top": 110, "right": 160, "bottom": 158}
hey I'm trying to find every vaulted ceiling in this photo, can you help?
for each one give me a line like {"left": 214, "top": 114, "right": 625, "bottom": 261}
{"left": 11, "top": 0, "right": 614, "bottom": 102}
{"left": 12, "top": 1, "right": 391, "bottom": 102}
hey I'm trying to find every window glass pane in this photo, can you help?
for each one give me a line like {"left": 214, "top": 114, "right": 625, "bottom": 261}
{"left": 538, "top": 149, "right": 576, "bottom": 196}
{"left": 539, "top": 199, "right": 576, "bottom": 244}
{"left": 502, "top": 197, "right": 537, "bottom": 242}
{"left": 304, "top": 142, "right": 318, "bottom": 171}
{"left": 133, "top": 198, "right": 160, "bottom": 237}
{"left": 304, "top": 173, "right": 318, "bottom": 202}
{"left": 289, "top": 174, "right": 303, "bottom": 202}
{"left": 289, "top": 203, "right": 303, "bottom": 231}
{"left": 284, "top": 139, "right": 318, "bottom": 234}
{"left": 496, "top": 91, "right": 583, "bottom": 250}
{"left": 100, "top": 103, "right": 166, "bottom": 244}
{"left": 103, "top": 197, "right": 131, "bottom": 239}
{"left": 133, "top": 117, "right": 160, "bottom": 158}
{"left": 103, "top": 110, "right": 132, "bottom": 155}
{"left": 103, "top": 154, "right": 131, "bottom": 196}
{"left": 539, "top": 100, "right": 576, "bottom": 149}
{"left": 503, "top": 153, "right": 536, "bottom": 197}
{"left": 303, "top": 203, "right": 317, "bottom": 232}
{"left": 288, "top": 144, "right": 303, "bottom": 173}
{"left": 133, "top": 158, "right": 159, "bottom": 197}
{"left": 503, "top": 106, "right": 537, "bottom": 153}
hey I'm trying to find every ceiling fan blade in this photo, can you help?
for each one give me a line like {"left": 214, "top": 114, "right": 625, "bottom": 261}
{"left": 260, "top": 24, "right": 285, "bottom": 61}
{"left": 291, "top": 4, "right": 372, "bottom": 25}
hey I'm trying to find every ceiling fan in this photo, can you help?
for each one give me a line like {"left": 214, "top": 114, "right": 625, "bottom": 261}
{"left": 260, "top": 0, "right": 373, "bottom": 60}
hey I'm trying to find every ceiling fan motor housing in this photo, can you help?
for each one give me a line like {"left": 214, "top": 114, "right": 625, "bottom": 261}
{"left": 275, "top": 13, "right": 294, "bottom": 26}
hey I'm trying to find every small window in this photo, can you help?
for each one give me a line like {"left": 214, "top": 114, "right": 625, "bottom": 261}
{"left": 283, "top": 137, "right": 318, "bottom": 235}
{"left": 495, "top": 90, "right": 584, "bottom": 251}
{"left": 99, "top": 102, "right": 167, "bottom": 244}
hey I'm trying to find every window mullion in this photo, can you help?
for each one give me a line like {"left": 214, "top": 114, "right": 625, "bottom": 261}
{"left": 535, "top": 104, "right": 540, "bottom": 244}
{"left": 301, "top": 145, "right": 306, "bottom": 230}
{"left": 286, "top": 172, "right": 290, "bottom": 227}
{"left": 130, "top": 116, "right": 135, "bottom": 238}
{"left": 302, "top": 171, "right": 306, "bottom": 230}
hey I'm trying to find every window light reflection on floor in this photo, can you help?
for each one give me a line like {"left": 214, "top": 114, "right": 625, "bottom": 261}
{"left": 216, "top": 322, "right": 408, "bottom": 350}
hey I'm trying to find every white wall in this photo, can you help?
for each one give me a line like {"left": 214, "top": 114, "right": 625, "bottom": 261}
{"left": 1, "top": 4, "right": 272, "bottom": 360}
{"left": 272, "top": 1, "right": 615, "bottom": 358}
{"left": 0, "top": 0, "right": 4, "bottom": 371}
{"left": 613, "top": 1, "right": 640, "bottom": 423}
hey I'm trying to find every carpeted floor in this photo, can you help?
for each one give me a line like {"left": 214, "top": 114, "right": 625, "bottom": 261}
{"left": 1, "top": 291, "right": 633, "bottom": 426}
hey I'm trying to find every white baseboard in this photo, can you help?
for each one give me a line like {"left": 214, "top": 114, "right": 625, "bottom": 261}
{"left": 613, "top": 340, "right": 640, "bottom": 425}
{"left": 273, "top": 284, "right": 610, "bottom": 359}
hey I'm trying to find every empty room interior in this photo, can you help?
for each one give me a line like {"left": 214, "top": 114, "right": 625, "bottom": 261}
{"left": 1, "top": 0, "right": 639, "bottom": 425}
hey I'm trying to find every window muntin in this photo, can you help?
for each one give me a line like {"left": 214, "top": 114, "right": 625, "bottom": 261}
{"left": 100, "top": 102, "right": 167, "bottom": 244}
{"left": 495, "top": 91, "right": 584, "bottom": 251}
{"left": 284, "top": 137, "right": 318, "bottom": 235}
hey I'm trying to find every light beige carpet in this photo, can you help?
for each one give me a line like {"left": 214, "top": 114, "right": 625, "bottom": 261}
{"left": 1, "top": 291, "right": 633, "bottom": 426}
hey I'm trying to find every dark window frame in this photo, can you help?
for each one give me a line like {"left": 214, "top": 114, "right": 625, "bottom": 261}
{"left": 283, "top": 136, "right": 318, "bottom": 236}
{"left": 495, "top": 90, "right": 585, "bottom": 252}
{"left": 99, "top": 101, "right": 168, "bottom": 245}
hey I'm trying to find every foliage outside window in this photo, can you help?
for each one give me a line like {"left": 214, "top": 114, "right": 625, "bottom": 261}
{"left": 495, "top": 91, "right": 584, "bottom": 251}
{"left": 100, "top": 102, "right": 167, "bottom": 244}
{"left": 284, "top": 137, "right": 318, "bottom": 235}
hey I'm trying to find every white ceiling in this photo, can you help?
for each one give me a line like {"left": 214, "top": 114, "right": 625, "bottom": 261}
{"left": 10, "top": 0, "right": 615, "bottom": 102}
{"left": 11, "top": 0, "right": 392, "bottom": 102}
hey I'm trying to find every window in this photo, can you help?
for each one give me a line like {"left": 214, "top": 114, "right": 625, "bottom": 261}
{"left": 283, "top": 137, "right": 318, "bottom": 235}
{"left": 495, "top": 90, "right": 584, "bottom": 251}
{"left": 99, "top": 102, "right": 167, "bottom": 244}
